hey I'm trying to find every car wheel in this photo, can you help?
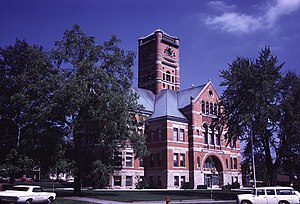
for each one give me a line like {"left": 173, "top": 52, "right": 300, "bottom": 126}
{"left": 241, "top": 201, "right": 252, "bottom": 204}
{"left": 25, "top": 199, "right": 32, "bottom": 204}
{"left": 46, "top": 197, "right": 54, "bottom": 204}
{"left": 278, "top": 201, "right": 290, "bottom": 204}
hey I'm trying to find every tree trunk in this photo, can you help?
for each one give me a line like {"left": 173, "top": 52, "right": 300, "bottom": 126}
{"left": 74, "top": 171, "right": 82, "bottom": 195}
{"left": 262, "top": 136, "right": 276, "bottom": 186}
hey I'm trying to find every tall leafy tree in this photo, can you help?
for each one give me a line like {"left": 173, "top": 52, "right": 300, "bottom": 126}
{"left": 51, "top": 24, "right": 147, "bottom": 194}
{"left": 0, "top": 40, "right": 61, "bottom": 180}
{"left": 220, "top": 47, "right": 283, "bottom": 185}
{"left": 277, "top": 71, "right": 300, "bottom": 179}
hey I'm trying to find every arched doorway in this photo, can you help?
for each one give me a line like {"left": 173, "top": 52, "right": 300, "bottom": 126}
{"left": 203, "top": 155, "right": 223, "bottom": 188}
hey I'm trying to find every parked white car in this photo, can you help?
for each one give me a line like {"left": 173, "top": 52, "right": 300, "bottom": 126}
{"left": 0, "top": 185, "right": 56, "bottom": 204}
{"left": 237, "top": 186, "right": 299, "bottom": 204}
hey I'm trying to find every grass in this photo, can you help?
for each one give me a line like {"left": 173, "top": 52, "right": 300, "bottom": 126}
{"left": 7, "top": 182, "right": 246, "bottom": 203}
{"left": 53, "top": 197, "right": 92, "bottom": 204}
{"left": 53, "top": 188, "right": 244, "bottom": 203}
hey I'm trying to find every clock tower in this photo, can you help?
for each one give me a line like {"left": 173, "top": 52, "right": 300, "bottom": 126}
{"left": 138, "top": 30, "right": 180, "bottom": 94}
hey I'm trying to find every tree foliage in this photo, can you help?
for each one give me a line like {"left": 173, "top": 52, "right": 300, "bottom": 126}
{"left": 220, "top": 47, "right": 282, "bottom": 185}
{"left": 0, "top": 40, "right": 63, "bottom": 180}
{"left": 0, "top": 25, "right": 147, "bottom": 193}
{"left": 220, "top": 47, "right": 300, "bottom": 185}
{"left": 278, "top": 71, "right": 300, "bottom": 177}
{"left": 51, "top": 24, "right": 146, "bottom": 194}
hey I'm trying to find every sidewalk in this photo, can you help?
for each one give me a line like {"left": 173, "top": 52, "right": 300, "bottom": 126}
{"left": 64, "top": 196, "right": 235, "bottom": 204}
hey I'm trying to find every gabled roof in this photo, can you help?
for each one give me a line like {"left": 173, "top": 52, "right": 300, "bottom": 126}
{"left": 178, "top": 84, "right": 206, "bottom": 109}
{"left": 133, "top": 81, "right": 217, "bottom": 122}
{"left": 149, "top": 89, "right": 187, "bottom": 122}
{"left": 133, "top": 87, "right": 155, "bottom": 113}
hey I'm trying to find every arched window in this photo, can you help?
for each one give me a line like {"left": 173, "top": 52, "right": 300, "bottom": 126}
{"left": 201, "top": 100, "right": 205, "bottom": 113}
{"left": 210, "top": 103, "right": 213, "bottom": 115}
{"left": 203, "top": 123, "right": 208, "bottom": 144}
{"left": 215, "top": 126, "right": 221, "bottom": 145}
{"left": 203, "top": 156, "right": 216, "bottom": 169}
{"left": 214, "top": 103, "right": 217, "bottom": 115}
{"left": 209, "top": 126, "right": 214, "bottom": 145}
{"left": 166, "top": 71, "right": 171, "bottom": 82}
{"left": 206, "top": 102, "right": 209, "bottom": 114}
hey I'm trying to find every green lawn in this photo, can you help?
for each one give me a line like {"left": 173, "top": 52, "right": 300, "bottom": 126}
{"left": 53, "top": 197, "right": 92, "bottom": 204}
{"left": 10, "top": 182, "right": 245, "bottom": 204}
{"left": 53, "top": 188, "right": 243, "bottom": 203}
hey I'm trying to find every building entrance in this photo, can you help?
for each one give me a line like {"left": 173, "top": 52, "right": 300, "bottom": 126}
{"left": 204, "top": 173, "right": 220, "bottom": 188}
{"left": 203, "top": 155, "right": 223, "bottom": 188}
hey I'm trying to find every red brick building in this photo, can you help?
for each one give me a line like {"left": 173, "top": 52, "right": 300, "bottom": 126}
{"left": 109, "top": 30, "right": 241, "bottom": 189}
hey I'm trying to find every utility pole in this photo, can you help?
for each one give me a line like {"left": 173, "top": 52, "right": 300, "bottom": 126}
{"left": 251, "top": 124, "right": 257, "bottom": 188}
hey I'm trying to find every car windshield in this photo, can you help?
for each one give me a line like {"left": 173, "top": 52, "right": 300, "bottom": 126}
{"left": 9, "top": 187, "right": 29, "bottom": 191}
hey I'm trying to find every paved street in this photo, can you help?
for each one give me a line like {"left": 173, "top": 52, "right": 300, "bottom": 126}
{"left": 65, "top": 196, "right": 235, "bottom": 204}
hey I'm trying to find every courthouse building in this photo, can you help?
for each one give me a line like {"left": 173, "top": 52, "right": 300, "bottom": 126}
{"left": 109, "top": 30, "right": 241, "bottom": 189}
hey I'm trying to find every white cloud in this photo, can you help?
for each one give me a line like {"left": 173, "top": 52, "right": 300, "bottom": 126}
{"left": 205, "top": 12, "right": 262, "bottom": 33}
{"left": 207, "top": 1, "right": 236, "bottom": 12}
{"left": 266, "top": 0, "right": 300, "bottom": 26}
{"left": 203, "top": 0, "right": 300, "bottom": 34}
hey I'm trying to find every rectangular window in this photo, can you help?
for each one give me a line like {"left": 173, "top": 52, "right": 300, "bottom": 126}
{"left": 215, "top": 134, "right": 220, "bottom": 145}
{"left": 226, "top": 159, "right": 228, "bottom": 169}
{"left": 201, "top": 101, "right": 205, "bottom": 113}
{"left": 157, "top": 128, "right": 162, "bottom": 142}
{"left": 210, "top": 103, "right": 213, "bottom": 115}
{"left": 209, "top": 133, "right": 214, "bottom": 145}
{"left": 181, "top": 176, "right": 185, "bottom": 186}
{"left": 197, "top": 157, "right": 200, "bottom": 168}
{"left": 173, "top": 153, "right": 179, "bottom": 167}
{"left": 157, "top": 153, "right": 162, "bottom": 167}
{"left": 230, "top": 158, "right": 233, "bottom": 169}
{"left": 113, "top": 152, "right": 122, "bottom": 167}
{"left": 180, "top": 129, "right": 184, "bottom": 142}
{"left": 180, "top": 153, "right": 185, "bottom": 167}
{"left": 206, "top": 102, "right": 209, "bottom": 114}
{"left": 203, "top": 132, "right": 208, "bottom": 144}
{"left": 150, "top": 154, "right": 154, "bottom": 167}
{"left": 150, "top": 130, "right": 154, "bottom": 143}
{"left": 257, "top": 189, "right": 265, "bottom": 196}
{"left": 173, "top": 128, "right": 178, "bottom": 141}
{"left": 113, "top": 176, "right": 121, "bottom": 186}
{"left": 139, "top": 159, "right": 144, "bottom": 167}
{"left": 266, "top": 189, "right": 275, "bottom": 195}
{"left": 233, "top": 158, "right": 237, "bottom": 169}
{"left": 214, "top": 103, "right": 217, "bottom": 115}
{"left": 125, "top": 152, "right": 133, "bottom": 167}
{"left": 126, "top": 176, "right": 133, "bottom": 186}
{"left": 149, "top": 176, "right": 154, "bottom": 186}
{"left": 174, "top": 176, "right": 179, "bottom": 186}
{"left": 158, "top": 176, "right": 162, "bottom": 187}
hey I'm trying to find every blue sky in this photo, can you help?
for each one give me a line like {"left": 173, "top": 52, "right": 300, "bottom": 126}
{"left": 1, "top": 0, "right": 300, "bottom": 93}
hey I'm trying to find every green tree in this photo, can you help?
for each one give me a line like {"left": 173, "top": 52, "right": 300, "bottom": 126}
{"left": 0, "top": 40, "right": 61, "bottom": 181}
{"left": 277, "top": 71, "right": 300, "bottom": 179}
{"left": 51, "top": 24, "right": 147, "bottom": 195}
{"left": 220, "top": 47, "right": 283, "bottom": 185}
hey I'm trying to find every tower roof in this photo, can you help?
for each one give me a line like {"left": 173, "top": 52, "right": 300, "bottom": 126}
{"left": 149, "top": 89, "right": 187, "bottom": 122}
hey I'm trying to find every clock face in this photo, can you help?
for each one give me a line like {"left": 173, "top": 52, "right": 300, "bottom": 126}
{"left": 143, "top": 47, "right": 154, "bottom": 57}
{"left": 164, "top": 47, "right": 175, "bottom": 57}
